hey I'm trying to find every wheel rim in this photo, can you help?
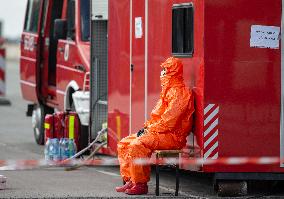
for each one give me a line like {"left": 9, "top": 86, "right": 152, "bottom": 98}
{"left": 32, "top": 106, "right": 42, "bottom": 138}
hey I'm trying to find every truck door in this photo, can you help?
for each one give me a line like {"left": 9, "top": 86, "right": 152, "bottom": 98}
{"left": 40, "top": 0, "right": 64, "bottom": 100}
{"left": 56, "top": 0, "right": 86, "bottom": 109}
{"left": 20, "top": 0, "right": 43, "bottom": 102}
{"left": 130, "top": 0, "right": 146, "bottom": 133}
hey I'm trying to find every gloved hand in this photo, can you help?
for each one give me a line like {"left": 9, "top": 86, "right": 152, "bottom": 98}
{"left": 137, "top": 128, "right": 145, "bottom": 137}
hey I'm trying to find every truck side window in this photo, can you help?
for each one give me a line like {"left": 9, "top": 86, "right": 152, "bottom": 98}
{"left": 24, "top": 0, "right": 41, "bottom": 33}
{"left": 172, "top": 4, "right": 194, "bottom": 57}
{"left": 67, "top": 0, "right": 76, "bottom": 40}
{"left": 80, "top": 0, "right": 90, "bottom": 41}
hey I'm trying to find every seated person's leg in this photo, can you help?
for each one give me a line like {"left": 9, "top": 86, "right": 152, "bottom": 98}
{"left": 117, "top": 134, "right": 137, "bottom": 182}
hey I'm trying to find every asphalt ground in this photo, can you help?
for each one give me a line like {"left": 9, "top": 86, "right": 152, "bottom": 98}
{"left": 1, "top": 56, "right": 284, "bottom": 198}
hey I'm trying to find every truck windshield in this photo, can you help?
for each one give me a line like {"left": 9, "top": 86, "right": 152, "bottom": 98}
{"left": 80, "top": 0, "right": 90, "bottom": 41}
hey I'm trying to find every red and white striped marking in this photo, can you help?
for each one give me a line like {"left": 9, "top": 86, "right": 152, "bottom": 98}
{"left": 0, "top": 49, "right": 6, "bottom": 96}
{"left": 204, "top": 104, "right": 220, "bottom": 160}
{"left": 0, "top": 157, "right": 282, "bottom": 171}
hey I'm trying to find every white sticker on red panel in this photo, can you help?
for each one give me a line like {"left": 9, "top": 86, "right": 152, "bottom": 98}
{"left": 135, "top": 17, "right": 143, "bottom": 39}
{"left": 250, "top": 25, "right": 280, "bottom": 49}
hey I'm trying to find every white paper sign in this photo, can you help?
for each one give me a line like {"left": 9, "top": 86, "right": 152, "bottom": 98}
{"left": 250, "top": 25, "right": 280, "bottom": 49}
{"left": 135, "top": 17, "right": 143, "bottom": 39}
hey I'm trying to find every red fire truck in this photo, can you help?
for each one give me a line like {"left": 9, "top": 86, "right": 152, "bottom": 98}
{"left": 20, "top": 0, "right": 90, "bottom": 146}
{"left": 89, "top": 0, "right": 284, "bottom": 194}
{"left": 21, "top": 0, "right": 284, "bottom": 194}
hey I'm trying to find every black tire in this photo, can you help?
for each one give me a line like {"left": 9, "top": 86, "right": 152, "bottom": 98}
{"left": 216, "top": 180, "right": 248, "bottom": 197}
{"left": 32, "top": 104, "right": 53, "bottom": 145}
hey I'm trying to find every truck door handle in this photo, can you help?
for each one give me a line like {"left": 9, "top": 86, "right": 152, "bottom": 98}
{"left": 131, "top": 64, "right": 134, "bottom": 72}
{"left": 58, "top": 47, "right": 64, "bottom": 53}
{"left": 75, "top": 65, "right": 86, "bottom": 72}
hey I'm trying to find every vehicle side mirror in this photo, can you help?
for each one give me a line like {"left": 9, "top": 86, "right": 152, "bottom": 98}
{"left": 54, "top": 19, "right": 67, "bottom": 40}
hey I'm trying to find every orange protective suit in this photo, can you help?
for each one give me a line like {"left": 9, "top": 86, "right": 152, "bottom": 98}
{"left": 117, "top": 57, "right": 195, "bottom": 183}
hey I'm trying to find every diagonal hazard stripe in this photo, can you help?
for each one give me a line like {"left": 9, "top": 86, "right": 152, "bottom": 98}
{"left": 211, "top": 152, "right": 219, "bottom": 160}
{"left": 204, "top": 104, "right": 215, "bottom": 115}
{"left": 204, "top": 141, "right": 218, "bottom": 159}
{"left": 204, "top": 107, "right": 219, "bottom": 126}
{"left": 204, "top": 130, "right": 218, "bottom": 148}
{"left": 204, "top": 118, "right": 218, "bottom": 137}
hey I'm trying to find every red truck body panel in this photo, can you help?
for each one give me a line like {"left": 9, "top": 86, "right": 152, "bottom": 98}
{"left": 21, "top": 0, "right": 284, "bottom": 173}
{"left": 203, "top": 0, "right": 282, "bottom": 172}
{"left": 106, "top": 0, "right": 284, "bottom": 173}
{"left": 107, "top": 0, "right": 204, "bottom": 159}
{"left": 20, "top": 32, "right": 40, "bottom": 103}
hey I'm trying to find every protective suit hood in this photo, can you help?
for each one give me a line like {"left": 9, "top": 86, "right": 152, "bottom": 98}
{"left": 160, "top": 57, "right": 183, "bottom": 78}
{"left": 160, "top": 57, "right": 184, "bottom": 96}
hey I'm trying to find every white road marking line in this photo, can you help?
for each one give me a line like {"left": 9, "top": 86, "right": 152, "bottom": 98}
{"left": 94, "top": 169, "right": 121, "bottom": 177}
{"left": 94, "top": 169, "right": 198, "bottom": 197}
{"left": 157, "top": 184, "right": 201, "bottom": 198}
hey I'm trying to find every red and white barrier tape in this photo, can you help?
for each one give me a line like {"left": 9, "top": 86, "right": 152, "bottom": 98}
{"left": 0, "top": 157, "right": 282, "bottom": 171}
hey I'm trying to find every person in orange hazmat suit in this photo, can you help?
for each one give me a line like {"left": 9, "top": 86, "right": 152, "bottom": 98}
{"left": 116, "top": 57, "right": 195, "bottom": 195}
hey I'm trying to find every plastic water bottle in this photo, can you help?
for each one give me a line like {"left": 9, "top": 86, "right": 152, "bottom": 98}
{"left": 59, "top": 138, "right": 69, "bottom": 160}
{"left": 68, "top": 139, "right": 77, "bottom": 158}
{"left": 52, "top": 138, "right": 60, "bottom": 161}
{"left": 44, "top": 138, "right": 51, "bottom": 161}
{"left": 48, "top": 138, "right": 60, "bottom": 161}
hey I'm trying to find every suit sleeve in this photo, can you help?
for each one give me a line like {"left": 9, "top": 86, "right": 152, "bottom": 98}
{"left": 147, "top": 88, "right": 191, "bottom": 133}
{"left": 144, "top": 99, "right": 164, "bottom": 128}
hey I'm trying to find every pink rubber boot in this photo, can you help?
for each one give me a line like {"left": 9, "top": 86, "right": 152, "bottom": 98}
{"left": 115, "top": 181, "right": 134, "bottom": 192}
{"left": 125, "top": 183, "right": 148, "bottom": 195}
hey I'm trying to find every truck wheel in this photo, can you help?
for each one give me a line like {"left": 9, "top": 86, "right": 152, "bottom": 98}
{"left": 32, "top": 104, "right": 53, "bottom": 145}
{"left": 216, "top": 180, "right": 248, "bottom": 197}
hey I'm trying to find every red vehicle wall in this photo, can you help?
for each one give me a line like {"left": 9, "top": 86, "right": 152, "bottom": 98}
{"left": 203, "top": 0, "right": 282, "bottom": 172}
{"left": 20, "top": 34, "right": 41, "bottom": 102}
{"left": 107, "top": 0, "right": 283, "bottom": 173}
{"left": 107, "top": 0, "right": 204, "bottom": 158}
{"left": 107, "top": 0, "right": 131, "bottom": 155}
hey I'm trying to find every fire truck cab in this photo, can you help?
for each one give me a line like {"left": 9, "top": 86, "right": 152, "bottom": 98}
{"left": 20, "top": 0, "right": 91, "bottom": 145}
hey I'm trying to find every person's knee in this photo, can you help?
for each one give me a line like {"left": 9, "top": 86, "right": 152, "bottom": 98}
{"left": 117, "top": 143, "right": 125, "bottom": 156}
{"left": 128, "top": 139, "right": 151, "bottom": 158}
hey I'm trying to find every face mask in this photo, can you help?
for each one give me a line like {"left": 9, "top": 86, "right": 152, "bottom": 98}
{"left": 160, "top": 68, "right": 166, "bottom": 77}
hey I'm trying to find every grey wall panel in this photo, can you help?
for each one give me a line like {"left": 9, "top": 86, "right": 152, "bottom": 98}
{"left": 92, "top": 0, "right": 108, "bottom": 20}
